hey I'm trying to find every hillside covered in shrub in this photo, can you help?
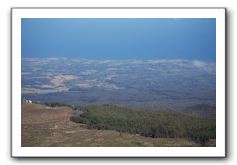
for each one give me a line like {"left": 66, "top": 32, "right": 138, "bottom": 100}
{"left": 70, "top": 104, "right": 216, "bottom": 146}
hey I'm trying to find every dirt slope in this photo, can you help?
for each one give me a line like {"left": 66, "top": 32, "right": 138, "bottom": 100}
{"left": 21, "top": 103, "right": 211, "bottom": 147}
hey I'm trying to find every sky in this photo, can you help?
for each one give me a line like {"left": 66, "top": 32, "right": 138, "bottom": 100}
{"left": 22, "top": 18, "right": 216, "bottom": 61}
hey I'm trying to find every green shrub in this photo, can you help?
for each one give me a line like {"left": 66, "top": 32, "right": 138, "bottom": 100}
{"left": 70, "top": 104, "right": 216, "bottom": 145}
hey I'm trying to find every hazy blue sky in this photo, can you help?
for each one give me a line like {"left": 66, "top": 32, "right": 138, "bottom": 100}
{"left": 22, "top": 18, "right": 216, "bottom": 61}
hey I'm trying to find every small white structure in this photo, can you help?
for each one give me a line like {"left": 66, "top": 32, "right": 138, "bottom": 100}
{"left": 22, "top": 98, "right": 33, "bottom": 104}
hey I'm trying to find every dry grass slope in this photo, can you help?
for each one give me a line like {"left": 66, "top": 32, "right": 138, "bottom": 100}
{"left": 21, "top": 103, "right": 215, "bottom": 147}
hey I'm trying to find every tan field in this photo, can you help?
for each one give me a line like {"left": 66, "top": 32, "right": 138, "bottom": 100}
{"left": 21, "top": 103, "right": 215, "bottom": 147}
